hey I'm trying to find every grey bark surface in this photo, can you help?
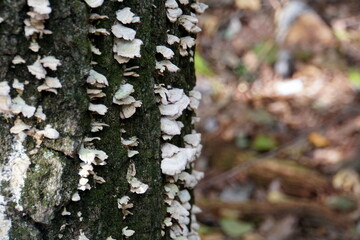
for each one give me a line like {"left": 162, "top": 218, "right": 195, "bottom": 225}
{"left": 0, "top": 0, "right": 197, "bottom": 239}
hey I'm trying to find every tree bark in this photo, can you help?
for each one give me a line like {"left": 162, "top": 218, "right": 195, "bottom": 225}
{"left": 0, "top": 0, "right": 202, "bottom": 239}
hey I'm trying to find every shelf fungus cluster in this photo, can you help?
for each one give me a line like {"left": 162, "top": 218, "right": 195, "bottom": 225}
{"left": 154, "top": 84, "right": 204, "bottom": 240}
{"left": 112, "top": 7, "right": 142, "bottom": 64}
{"left": 74, "top": 70, "right": 109, "bottom": 198}
{"left": 155, "top": 1, "right": 208, "bottom": 239}
{"left": 0, "top": 3, "right": 66, "bottom": 227}
{"left": 25, "top": 0, "right": 52, "bottom": 52}
{"left": 113, "top": 83, "right": 142, "bottom": 119}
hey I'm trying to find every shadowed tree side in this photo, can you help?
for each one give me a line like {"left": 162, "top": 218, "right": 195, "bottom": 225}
{"left": 0, "top": 0, "right": 205, "bottom": 239}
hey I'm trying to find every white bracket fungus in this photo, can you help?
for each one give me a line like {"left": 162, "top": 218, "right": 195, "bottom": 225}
{"left": 87, "top": 69, "right": 109, "bottom": 87}
{"left": 0, "top": 81, "right": 11, "bottom": 113}
{"left": 34, "top": 106, "right": 46, "bottom": 121}
{"left": 61, "top": 207, "right": 71, "bottom": 216}
{"left": 189, "top": 90, "right": 201, "bottom": 110}
{"left": 37, "top": 77, "right": 62, "bottom": 94}
{"left": 87, "top": 89, "right": 106, "bottom": 100}
{"left": 77, "top": 144, "right": 108, "bottom": 191}
{"left": 40, "top": 56, "right": 62, "bottom": 71}
{"left": 11, "top": 95, "right": 36, "bottom": 118}
{"left": 167, "top": 34, "right": 180, "bottom": 45}
{"left": 113, "top": 39, "right": 143, "bottom": 59}
{"left": 90, "top": 43, "right": 102, "bottom": 55}
{"left": 191, "top": 3, "right": 209, "bottom": 14}
{"left": 165, "top": 0, "right": 183, "bottom": 23}
{"left": 84, "top": 0, "right": 104, "bottom": 8}
{"left": 10, "top": 118, "right": 31, "bottom": 134}
{"left": 178, "top": 170, "right": 204, "bottom": 189}
{"left": 78, "top": 145, "right": 108, "bottom": 166}
{"left": 29, "top": 41, "right": 40, "bottom": 52}
{"left": 25, "top": 0, "right": 52, "bottom": 38}
{"left": 158, "top": 90, "right": 190, "bottom": 119}
{"left": 122, "top": 227, "right": 135, "bottom": 238}
{"left": 113, "top": 84, "right": 142, "bottom": 119}
{"left": 28, "top": 0, "right": 51, "bottom": 14}
{"left": 179, "top": 15, "right": 201, "bottom": 33}
{"left": 12, "top": 79, "right": 25, "bottom": 94}
{"left": 37, "top": 125, "right": 60, "bottom": 139}
{"left": 12, "top": 56, "right": 26, "bottom": 65}
{"left": 112, "top": 23, "right": 137, "bottom": 41}
{"left": 161, "top": 118, "right": 184, "bottom": 140}
{"left": 116, "top": 8, "right": 138, "bottom": 24}
{"left": 71, "top": 191, "right": 81, "bottom": 202}
{"left": 117, "top": 196, "right": 133, "bottom": 219}
{"left": 179, "top": 0, "right": 189, "bottom": 4}
{"left": 161, "top": 147, "right": 197, "bottom": 176}
{"left": 88, "top": 103, "right": 108, "bottom": 115}
{"left": 124, "top": 66, "right": 140, "bottom": 77}
{"left": 126, "top": 163, "right": 149, "bottom": 194}
{"left": 88, "top": 26, "right": 110, "bottom": 36}
{"left": 179, "top": 36, "right": 196, "bottom": 57}
{"left": 156, "top": 60, "right": 180, "bottom": 73}
{"left": 156, "top": 46, "right": 175, "bottom": 59}
{"left": 89, "top": 13, "right": 109, "bottom": 21}
{"left": 27, "top": 58, "right": 47, "bottom": 79}
{"left": 91, "top": 121, "right": 109, "bottom": 132}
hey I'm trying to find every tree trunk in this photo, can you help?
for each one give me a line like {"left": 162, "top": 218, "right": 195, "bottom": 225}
{"left": 0, "top": 0, "right": 204, "bottom": 239}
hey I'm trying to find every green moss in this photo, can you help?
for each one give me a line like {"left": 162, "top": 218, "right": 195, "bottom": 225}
{"left": 22, "top": 148, "right": 67, "bottom": 224}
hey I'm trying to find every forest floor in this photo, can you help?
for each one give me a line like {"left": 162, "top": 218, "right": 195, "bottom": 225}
{"left": 194, "top": 0, "right": 360, "bottom": 239}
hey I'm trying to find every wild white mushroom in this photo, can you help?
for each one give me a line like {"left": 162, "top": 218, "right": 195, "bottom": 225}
{"left": 189, "top": 89, "right": 201, "bottom": 110}
{"left": 117, "top": 196, "right": 133, "bottom": 219}
{"left": 167, "top": 8, "right": 183, "bottom": 23}
{"left": 191, "top": 3, "right": 209, "bottom": 14}
{"left": 89, "top": 13, "right": 109, "bottom": 20}
{"left": 40, "top": 56, "right": 61, "bottom": 71}
{"left": 122, "top": 227, "right": 135, "bottom": 238}
{"left": 35, "top": 105, "right": 46, "bottom": 121}
{"left": 113, "top": 39, "right": 143, "bottom": 59}
{"left": 87, "top": 88, "right": 106, "bottom": 100}
{"left": 12, "top": 56, "right": 26, "bottom": 65}
{"left": 71, "top": 191, "right": 81, "bottom": 201}
{"left": 12, "top": 79, "right": 25, "bottom": 94}
{"left": 179, "top": 15, "right": 201, "bottom": 33}
{"left": 90, "top": 43, "right": 102, "bottom": 55}
{"left": 156, "top": 60, "right": 180, "bottom": 73}
{"left": 156, "top": 46, "right": 175, "bottom": 59}
{"left": 91, "top": 121, "right": 109, "bottom": 132}
{"left": 10, "top": 118, "right": 31, "bottom": 134}
{"left": 0, "top": 81, "right": 11, "bottom": 113}
{"left": 11, "top": 95, "right": 36, "bottom": 118}
{"left": 27, "top": 58, "right": 47, "bottom": 79}
{"left": 37, "top": 125, "right": 60, "bottom": 139}
{"left": 88, "top": 103, "right": 108, "bottom": 115}
{"left": 88, "top": 26, "right": 110, "bottom": 35}
{"left": 37, "top": 77, "right": 62, "bottom": 94}
{"left": 84, "top": 0, "right": 104, "bottom": 8}
{"left": 28, "top": 0, "right": 51, "bottom": 14}
{"left": 112, "top": 23, "right": 136, "bottom": 40}
{"left": 161, "top": 148, "right": 197, "bottom": 176}
{"left": 116, "top": 7, "right": 136, "bottom": 24}
{"left": 167, "top": 34, "right": 180, "bottom": 45}
{"left": 29, "top": 41, "right": 40, "bottom": 52}
{"left": 86, "top": 69, "right": 109, "bottom": 87}
{"left": 161, "top": 118, "right": 183, "bottom": 139}
{"left": 126, "top": 163, "right": 149, "bottom": 194}
{"left": 179, "top": 0, "right": 189, "bottom": 4}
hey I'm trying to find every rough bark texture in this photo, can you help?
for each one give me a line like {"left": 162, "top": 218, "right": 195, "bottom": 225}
{"left": 0, "top": 0, "right": 198, "bottom": 239}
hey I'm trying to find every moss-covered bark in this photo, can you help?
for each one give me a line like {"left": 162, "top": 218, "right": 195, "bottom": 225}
{"left": 0, "top": 0, "right": 198, "bottom": 239}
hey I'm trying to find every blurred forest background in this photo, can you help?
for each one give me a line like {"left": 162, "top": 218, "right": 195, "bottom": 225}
{"left": 194, "top": 0, "right": 360, "bottom": 239}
